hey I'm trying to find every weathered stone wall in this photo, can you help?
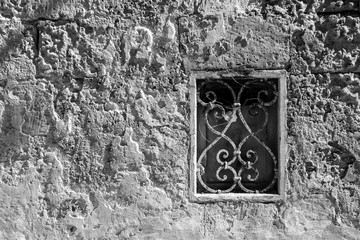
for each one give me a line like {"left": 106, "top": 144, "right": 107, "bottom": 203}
{"left": 1, "top": 0, "right": 360, "bottom": 239}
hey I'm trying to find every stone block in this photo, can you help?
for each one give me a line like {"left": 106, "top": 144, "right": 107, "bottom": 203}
{"left": 291, "top": 15, "right": 360, "bottom": 74}
{"left": 37, "top": 19, "right": 120, "bottom": 79}
{"left": 179, "top": 14, "right": 290, "bottom": 70}
{"left": 315, "top": 0, "right": 359, "bottom": 13}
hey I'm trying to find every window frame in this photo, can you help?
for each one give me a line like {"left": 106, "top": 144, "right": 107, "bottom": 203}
{"left": 189, "top": 70, "right": 287, "bottom": 203}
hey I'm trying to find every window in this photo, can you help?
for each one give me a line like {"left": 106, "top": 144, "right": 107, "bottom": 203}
{"left": 189, "top": 70, "right": 286, "bottom": 202}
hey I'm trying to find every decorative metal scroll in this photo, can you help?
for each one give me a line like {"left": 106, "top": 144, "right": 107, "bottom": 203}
{"left": 197, "top": 78, "right": 279, "bottom": 194}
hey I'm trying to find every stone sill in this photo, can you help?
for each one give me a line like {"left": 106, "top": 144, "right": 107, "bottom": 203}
{"left": 190, "top": 193, "right": 285, "bottom": 203}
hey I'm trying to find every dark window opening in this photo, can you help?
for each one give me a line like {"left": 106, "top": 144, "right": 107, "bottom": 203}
{"left": 196, "top": 77, "right": 279, "bottom": 194}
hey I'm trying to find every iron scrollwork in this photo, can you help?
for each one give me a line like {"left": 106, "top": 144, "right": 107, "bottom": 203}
{"left": 197, "top": 78, "right": 279, "bottom": 194}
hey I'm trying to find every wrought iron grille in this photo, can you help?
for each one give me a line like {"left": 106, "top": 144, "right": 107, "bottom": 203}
{"left": 196, "top": 77, "right": 279, "bottom": 194}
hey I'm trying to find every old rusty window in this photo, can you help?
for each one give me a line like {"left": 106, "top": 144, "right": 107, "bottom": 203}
{"left": 190, "top": 71, "right": 286, "bottom": 202}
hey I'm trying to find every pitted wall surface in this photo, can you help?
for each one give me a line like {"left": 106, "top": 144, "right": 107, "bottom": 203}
{"left": 1, "top": 1, "right": 360, "bottom": 239}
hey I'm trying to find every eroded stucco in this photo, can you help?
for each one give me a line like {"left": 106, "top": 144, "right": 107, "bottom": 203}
{"left": 1, "top": 0, "right": 360, "bottom": 239}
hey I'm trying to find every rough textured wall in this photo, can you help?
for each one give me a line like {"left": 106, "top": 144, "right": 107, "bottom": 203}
{"left": 1, "top": 0, "right": 360, "bottom": 239}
